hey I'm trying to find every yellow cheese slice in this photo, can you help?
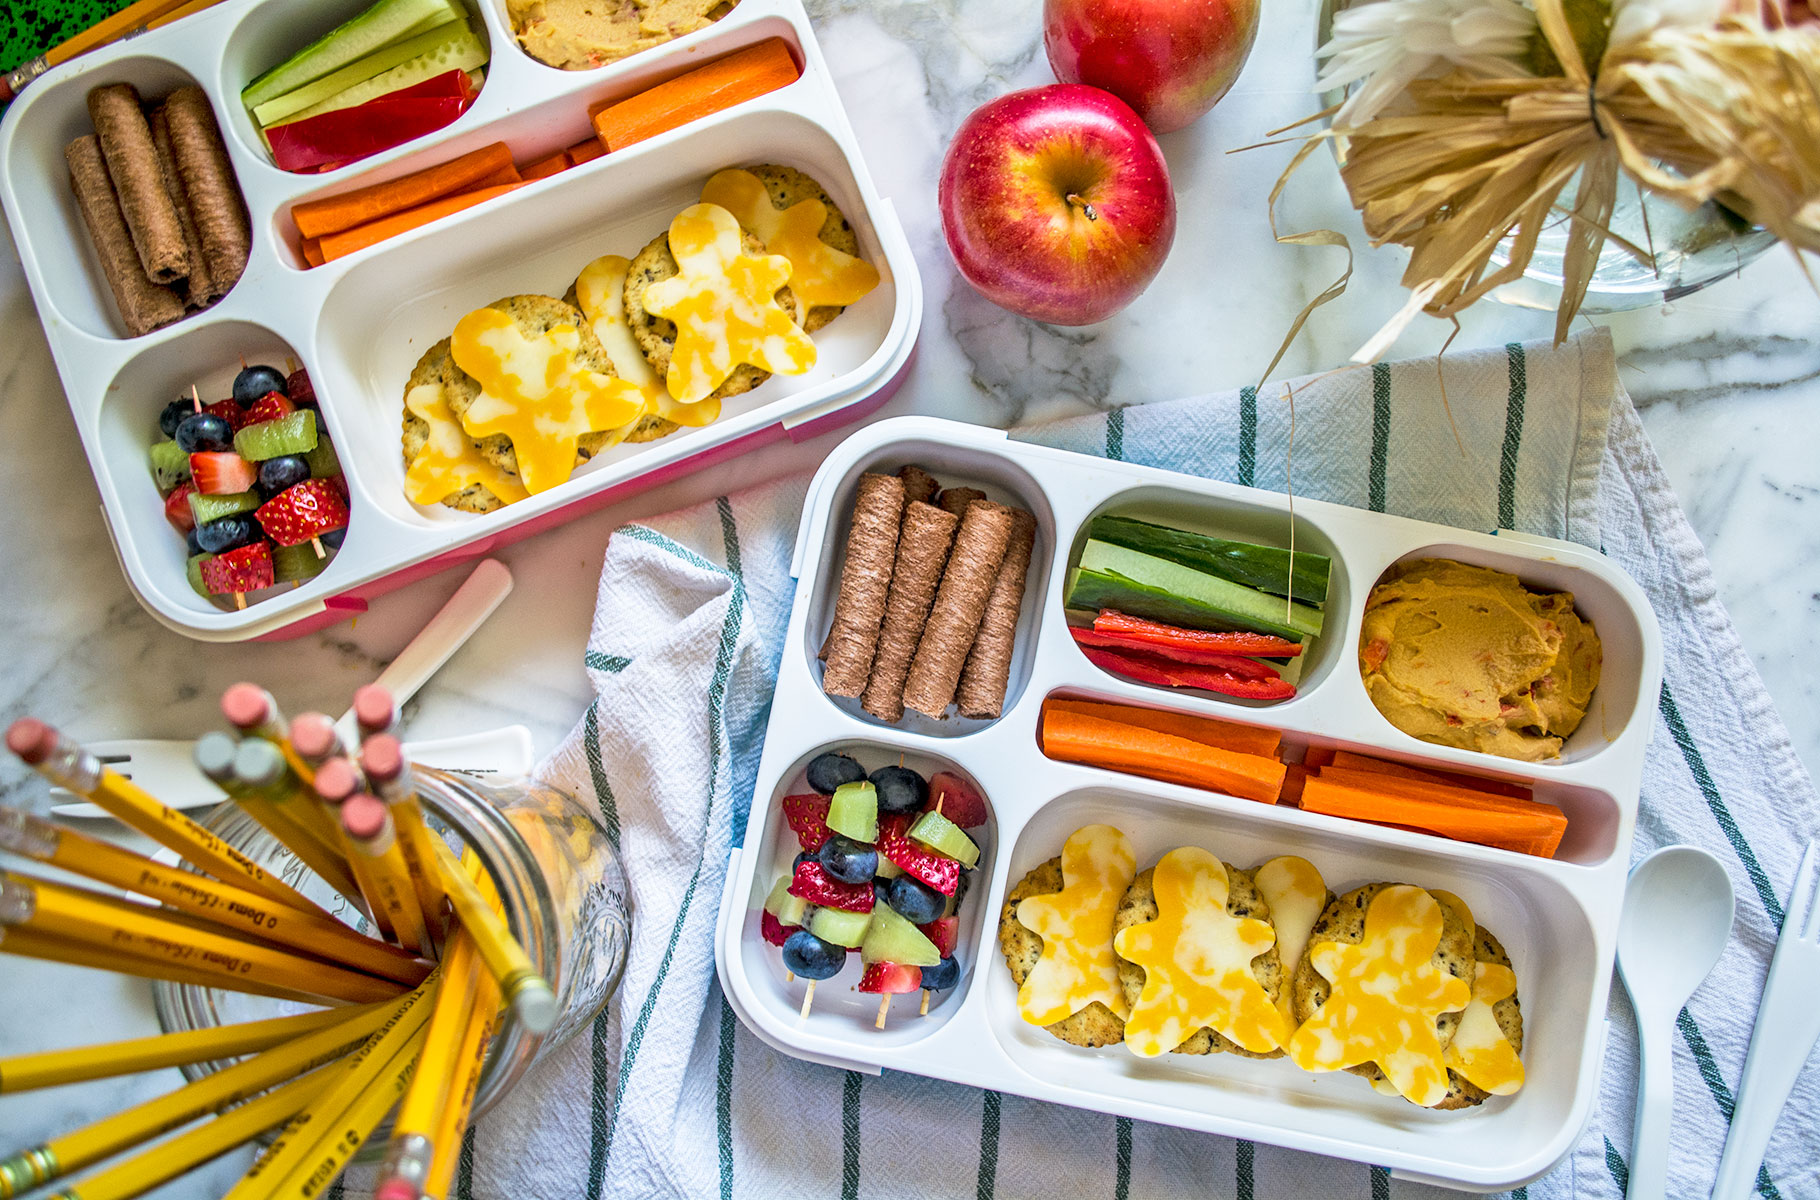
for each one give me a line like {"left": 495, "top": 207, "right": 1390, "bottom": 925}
{"left": 1252, "top": 855, "right": 1326, "bottom": 1027}
{"left": 1015, "top": 824, "right": 1136, "bottom": 1026}
{"left": 1443, "top": 961, "right": 1525, "bottom": 1096}
{"left": 449, "top": 307, "right": 645, "bottom": 495}
{"left": 402, "top": 381, "right": 530, "bottom": 508}
{"left": 1286, "top": 885, "right": 1472, "bottom": 1108}
{"left": 699, "top": 168, "right": 880, "bottom": 314}
{"left": 641, "top": 203, "right": 817, "bottom": 404}
{"left": 1113, "top": 847, "right": 1288, "bottom": 1056}
{"left": 573, "top": 254, "right": 720, "bottom": 430}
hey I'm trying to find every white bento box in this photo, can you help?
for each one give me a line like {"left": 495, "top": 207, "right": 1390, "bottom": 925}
{"left": 715, "top": 416, "right": 1663, "bottom": 1193}
{"left": 0, "top": 0, "right": 920, "bottom": 641}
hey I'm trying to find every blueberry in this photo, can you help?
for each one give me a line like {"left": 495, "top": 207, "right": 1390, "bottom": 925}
{"left": 793, "top": 849, "right": 814, "bottom": 872}
{"left": 319, "top": 527, "right": 347, "bottom": 550}
{"left": 873, "top": 878, "right": 892, "bottom": 905}
{"left": 920, "top": 956, "right": 961, "bottom": 992}
{"left": 175, "top": 412, "right": 232, "bottom": 453}
{"left": 818, "top": 835, "right": 878, "bottom": 885}
{"left": 806, "top": 752, "right": 866, "bottom": 795}
{"left": 780, "top": 930, "right": 845, "bottom": 980}
{"left": 257, "top": 455, "right": 310, "bottom": 497}
{"left": 869, "top": 765, "right": 927, "bottom": 816}
{"left": 196, "top": 516, "right": 261, "bottom": 554}
{"left": 233, "top": 365, "right": 288, "bottom": 406}
{"left": 185, "top": 527, "right": 203, "bottom": 556}
{"left": 159, "top": 399, "right": 196, "bottom": 437}
{"left": 885, "top": 875, "right": 944, "bottom": 925}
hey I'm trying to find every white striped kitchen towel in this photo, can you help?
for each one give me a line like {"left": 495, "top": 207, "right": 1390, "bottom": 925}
{"left": 350, "top": 328, "right": 1818, "bottom": 1200}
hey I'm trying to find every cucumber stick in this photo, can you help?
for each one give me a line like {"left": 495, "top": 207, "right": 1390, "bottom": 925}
{"left": 1071, "top": 540, "right": 1325, "bottom": 640}
{"left": 242, "top": 0, "right": 463, "bottom": 110}
{"left": 253, "top": 19, "right": 474, "bottom": 127}
{"left": 272, "top": 29, "right": 487, "bottom": 125}
{"left": 1087, "top": 515, "right": 1330, "bottom": 604}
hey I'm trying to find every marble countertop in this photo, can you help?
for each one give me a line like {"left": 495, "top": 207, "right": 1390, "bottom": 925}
{"left": 1, "top": 0, "right": 1815, "bottom": 1192}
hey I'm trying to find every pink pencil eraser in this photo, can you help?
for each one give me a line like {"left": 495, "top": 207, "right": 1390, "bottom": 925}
{"left": 221, "top": 683, "right": 272, "bottom": 729}
{"left": 289, "top": 713, "right": 338, "bottom": 760}
{"left": 353, "top": 685, "right": 396, "bottom": 734}
{"left": 373, "top": 1180, "right": 417, "bottom": 1200}
{"left": 360, "top": 734, "right": 404, "bottom": 782}
{"left": 341, "top": 794, "right": 388, "bottom": 840}
{"left": 5, "top": 718, "right": 55, "bottom": 764}
{"left": 313, "top": 757, "right": 360, "bottom": 803}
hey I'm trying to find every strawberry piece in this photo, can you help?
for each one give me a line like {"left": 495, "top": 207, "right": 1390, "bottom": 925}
{"left": 928, "top": 771, "right": 989, "bottom": 829}
{"left": 243, "top": 392, "right": 294, "bottom": 425}
{"left": 189, "top": 452, "right": 258, "bottom": 495}
{"left": 204, "top": 398, "right": 252, "bottom": 432}
{"left": 787, "top": 860, "right": 873, "bottom": 913}
{"left": 781, "top": 793, "right": 833, "bottom": 852}
{"left": 918, "top": 915, "right": 960, "bottom": 959}
{"left": 163, "top": 481, "right": 197, "bottom": 532}
{"left": 759, "top": 911, "right": 796, "bottom": 947}
{"left": 877, "top": 813, "right": 960, "bottom": 895}
{"left": 256, "top": 479, "right": 349, "bottom": 546}
{"left": 285, "top": 369, "right": 315, "bottom": 406}
{"left": 858, "top": 962, "right": 921, "bottom": 994}
{"left": 199, "top": 542, "right": 273, "bottom": 595}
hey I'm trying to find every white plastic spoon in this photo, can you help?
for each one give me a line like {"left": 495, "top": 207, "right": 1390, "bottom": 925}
{"left": 1617, "top": 845, "right": 1735, "bottom": 1200}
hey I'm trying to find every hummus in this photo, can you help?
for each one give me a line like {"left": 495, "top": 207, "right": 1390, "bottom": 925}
{"left": 1359, "top": 560, "right": 1601, "bottom": 762}
{"left": 508, "top": 0, "right": 737, "bottom": 71}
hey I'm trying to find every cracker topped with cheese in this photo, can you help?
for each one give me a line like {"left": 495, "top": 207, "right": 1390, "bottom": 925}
{"left": 400, "top": 339, "right": 529, "bottom": 513}
{"left": 700, "top": 165, "right": 878, "bottom": 332}
{"left": 566, "top": 254, "right": 724, "bottom": 445}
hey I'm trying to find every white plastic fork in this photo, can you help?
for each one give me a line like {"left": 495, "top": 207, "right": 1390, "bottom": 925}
{"left": 1709, "top": 839, "right": 1820, "bottom": 1200}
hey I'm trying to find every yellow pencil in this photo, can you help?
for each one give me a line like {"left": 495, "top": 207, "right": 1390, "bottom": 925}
{"left": 194, "top": 733, "right": 363, "bottom": 908}
{"left": 6, "top": 719, "right": 330, "bottom": 918}
{"left": 0, "top": 1007, "right": 357, "bottom": 1094}
{"left": 0, "top": 926, "right": 342, "bottom": 1007}
{"left": 340, "top": 795, "right": 431, "bottom": 955}
{"left": 37, "top": 1067, "right": 333, "bottom": 1200}
{"left": 427, "top": 836, "right": 556, "bottom": 1034}
{"left": 310, "top": 757, "right": 398, "bottom": 943}
{"left": 0, "top": 809, "right": 425, "bottom": 987}
{"left": 421, "top": 937, "right": 503, "bottom": 1200}
{"left": 360, "top": 735, "right": 449, "bottom": 952}
{"left": 0, "top": 996, "right": 410, "bottom": 1197}
{"left": 374, "top": 933, "right": 480, "bottom": 1200}
{"left": 0, "top": 871, "right": 406, "bottom": 1006}
{"left": 222, "top": 981, "right": 438, "bottom": 1200}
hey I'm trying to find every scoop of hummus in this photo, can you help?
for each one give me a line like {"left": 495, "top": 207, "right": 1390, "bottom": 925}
{"left": 509, "top": 0, "right": 737, "bottom": 71}
{"left": 1359, "top": 560, "right": 1602, "bottom": 762}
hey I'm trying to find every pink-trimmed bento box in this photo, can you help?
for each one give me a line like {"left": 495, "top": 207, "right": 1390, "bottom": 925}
{"left": 0, "top": 0, "right": 920, "bottom": 641}
{"left": 716, "top": 417, "right": 1663, "bottom": 1193}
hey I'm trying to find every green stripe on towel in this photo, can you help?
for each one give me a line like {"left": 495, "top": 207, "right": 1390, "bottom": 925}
{"left": 1499, "top": 343, "right": 1527, "bottom": 529}
{"left": 585, "top": 651, "right": 632, "bottom": 673}
{"left": 1106, "top": 408, "right": 1126, "bottom": 462}
{"left": 841, "top": 1071, "right": 863, "bottom": 1200}
{"left": 1678, "top": 1008, "right": 1784, "bottom": 1200}
{"left": 1604, "top": 1136, "right": 1630, "bottom": 1193}
{"left": 1369, "top": 364, "right": 1391, "bottom": 513}
{"left": 976, "top": 1090, "right": 1002, "bottom": 1200}
{"left": 582, "top": 704, "right": 621, "bottom": 852}
{"left": 1659, "top": 683, "right": 1785, "bottom": 923}
{"left": 1235, "top": 1136, "right": 1254, "bottom": 1200}
{"left": 1115, "top": 1116, "right": 1133, "bottom": 1200}
{"left": 1238, "top": 386, "right": 1258, "bottom": 487}
{"left": 718, "top": 989, "right": 737, "bottom": 1199}
{"left": 1371, "top": 1163, "right": 1391, "bottom": 1200}
{"left": 457, "top": 1125, "right": 476, "bottom": 1200}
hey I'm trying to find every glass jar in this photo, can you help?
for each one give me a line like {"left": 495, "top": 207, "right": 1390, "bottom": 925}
{"left": 153, "top": 766, "right": 630, "bottom": 1135}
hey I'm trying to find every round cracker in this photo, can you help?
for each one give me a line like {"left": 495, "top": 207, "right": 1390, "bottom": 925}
{"left": 1290, "top": 882, "right": 1475, "bottom": 1100}
{"left": 400, "top": 337, "right": 514, "bottom": 514}
{"left": 1113, "top": 863, "right": 1285, "bottom": 1059}
{"left": 561, "top": 276, "right": 678, "bottom": 446}
{"left": 739, "top": 163, "right": 862, "bottom": 333}
{"left": 440, "top": 294, "right": 624, "bottom": 479}
{"left": 1432, "top": 925, "right": 1525, "bottom": 1110}
{"left": 998, "top": 857, "right": 1125, "bottom": 1049}
{"left": 623, "top": 226, "right": 799, "bottom": 404}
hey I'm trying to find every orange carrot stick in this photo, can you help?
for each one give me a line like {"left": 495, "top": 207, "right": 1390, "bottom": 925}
{"left": 1040, "top": 709, "right": 1286, "bottom": 804}
{"left": 300, "top": 236, "right": 325, "bottom": 267}
{"left": 1281, "top": 762, "right": 1309, "bottom": 806}
{"left": 319, "top": 182, "right": 526, "bottom": 262}
{"left": 519, "top": 151, "right": 569, "bottom": 182}
{"left": 291, "top": 142, "right": 515, "bottom": 239}
{"left": 1041, "top": 698, "right": 1281, "bottom": 759}
{"left": 1312, "top": 767, "right": 1547, "bottom": 815}
{"left": 1301, "top": 746, "right": 1336, "bottom": 769}
{"left": 1324, "top": 750, "right": 1532, "bottom": 799}
{"left": 565, "top": 138, "right": 604, "bottom": 166}
{"left": 1299, "top": 778, "right": 1566, "bottom": 857}
{"left": 589, "top": 38, "right": 801, "bottom": 154}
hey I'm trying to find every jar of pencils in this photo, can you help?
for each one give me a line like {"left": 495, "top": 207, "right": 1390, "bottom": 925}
{"left": 152, "top": 765, "right": 630, "bottom": 1153}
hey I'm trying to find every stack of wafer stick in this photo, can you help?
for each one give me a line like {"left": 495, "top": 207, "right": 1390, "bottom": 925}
{"left": 0, "top": 683, "right": 548, "bottom": 1200}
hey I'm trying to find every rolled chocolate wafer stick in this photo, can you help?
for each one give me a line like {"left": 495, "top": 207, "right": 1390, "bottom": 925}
{"left": 902, "top": 500, "right": 1014, "bottom": 718}
{"left": 938, "top": 487, "right": 987, "bottom": 517}
{"left": 149, "top": 104, "right": 213, "bottom": 307}
{"left": 164, "top": 85, "right": 248, "bottom": 294}
{"left": 66, "top": 134, "right": 186, "bottom": 337}
{"left": 87, "top": 83, "right": 188, "bottom": 285}
{"left": 956, "top": 507, "right": 1037, "bottom": 719}
{"left": 821, "top": 473, "right": 905, "bottom": 697}
{"left": 862, "top": 501, "right": 960, "bottom": 722}
{"left": 898, "top": 465, "right": 940, "bottom": 508}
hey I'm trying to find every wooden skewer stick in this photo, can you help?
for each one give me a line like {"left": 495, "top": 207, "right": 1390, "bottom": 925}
{"left": 875, "top": 994, "right": 891, "bottom": 1030}
{"left": 311, "top": 537, "right": 326, "bottom": 559}
{"left": 920, "top": 989, "right": 930, "bottom": 1017}
{"left": 798, "top": 981, "right": 816, "bottom": 1022}
{"left": 784, "top": 970, "right": 794, "bottom": 983}
{"left": 234, "top": 592, "right": 247, "bottom": 610}
{"left": 190, "top": 384, "right": 202, "bottom": 412}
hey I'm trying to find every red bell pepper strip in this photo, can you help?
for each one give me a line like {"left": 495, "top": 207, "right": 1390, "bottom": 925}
{"left": 1093, "top": 609, "right": 1303, "bottom": 658}
{"left": 1069, "top": 626, "right": 1280, "bottom": 678}
{"left": 266, "top": 70, "right": 478, "bottom": 172}
{"left": 1078, "top": 644, "right": 1297, "bottom": 701}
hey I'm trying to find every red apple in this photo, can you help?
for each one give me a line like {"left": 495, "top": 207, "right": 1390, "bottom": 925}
{"left": 939, "top": 84, "right": 1176, "bottom": 327}
{"left": 1044, "top": 0, "right": 1262, "bottom": 134}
